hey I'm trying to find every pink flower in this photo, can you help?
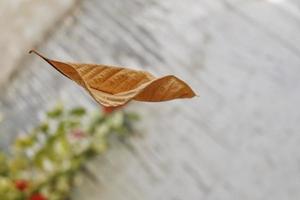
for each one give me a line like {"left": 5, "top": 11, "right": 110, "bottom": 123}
{"left": 70, "top": 129, "right": 86, "bottom": 139}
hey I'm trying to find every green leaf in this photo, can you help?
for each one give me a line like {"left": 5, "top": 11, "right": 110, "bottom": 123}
{"left": 68, "top": 107, "right": 86, "bottom": 117}
{"left": 37, "top": 122, "right": 49, "bottom": 133}
{"left": 47, "top": 104, "right": 63, "bottom": 118}
{"left": 126, "top": 112, "right": 140, "bottom": 121}
{"left": 14, "top": 135, "right": 34, "bottom": 149}
{"left": 88, "top": 114, "right": 105, "bottom": 133}
{"left": 0, "top": 153, "right": 8, "bottom": 175}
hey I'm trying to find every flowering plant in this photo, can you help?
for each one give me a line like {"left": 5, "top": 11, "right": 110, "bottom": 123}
{"left": 0, "top": 104, "right": 138, "bottom": 200}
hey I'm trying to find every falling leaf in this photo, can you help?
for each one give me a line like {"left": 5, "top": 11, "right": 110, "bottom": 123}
{"left": 29, "top": 50, "right": 197, "bottom": 107}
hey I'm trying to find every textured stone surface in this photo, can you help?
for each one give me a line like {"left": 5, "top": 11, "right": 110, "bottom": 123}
{"left": 0, "top": 0, "right": 300, "bottom": 199}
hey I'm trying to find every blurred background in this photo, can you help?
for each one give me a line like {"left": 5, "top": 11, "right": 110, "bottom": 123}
{"left": 0, "top": 0, "right": 300, "bottom": 199}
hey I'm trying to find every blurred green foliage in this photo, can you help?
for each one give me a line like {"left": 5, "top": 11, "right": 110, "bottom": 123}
{"left": 0, "top": 104, "right": 139, "bottom": 200}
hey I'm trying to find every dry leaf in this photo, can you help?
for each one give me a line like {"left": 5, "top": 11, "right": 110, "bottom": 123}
{"left": 29, "top": 50, "right": 196, "bottom": 107}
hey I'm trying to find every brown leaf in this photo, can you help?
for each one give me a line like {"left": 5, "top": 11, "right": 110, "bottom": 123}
{"left": 29, "top": 50, "right": 196, "bottom": 107}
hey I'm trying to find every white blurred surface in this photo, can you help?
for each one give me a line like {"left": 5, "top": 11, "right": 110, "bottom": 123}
{"left": 0, "top": 0, "right": 76, "bottom": 86}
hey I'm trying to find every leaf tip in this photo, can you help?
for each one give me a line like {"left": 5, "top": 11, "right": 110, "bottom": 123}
{"left": 29, "top": 49, "right": 39, "bottom": 55}
{"left": 29, "top": 49, "right": 45, "bottom": 59}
